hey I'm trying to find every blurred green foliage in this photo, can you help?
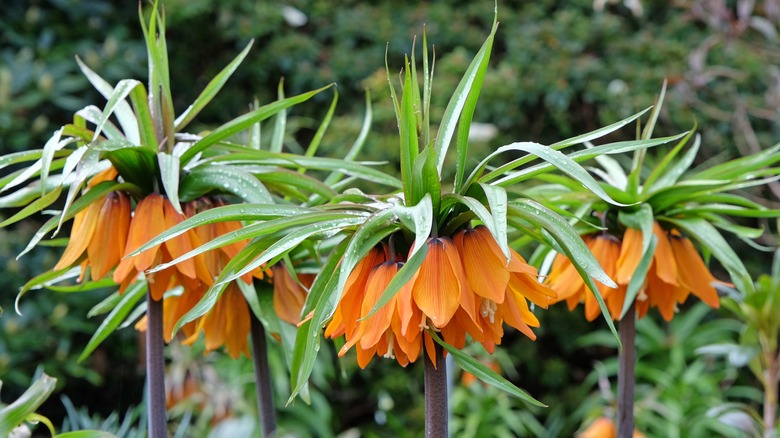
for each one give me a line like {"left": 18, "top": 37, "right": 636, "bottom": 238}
{"left": 2, "top": 0, "right": 779, "bottom": 436}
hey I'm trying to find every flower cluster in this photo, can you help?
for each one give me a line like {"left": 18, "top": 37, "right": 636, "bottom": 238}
{"left": 548, "top": 222, "right": 721, "bottom": 321}
{"left": 326, "top": 225, "right": 556, "bottom": 367}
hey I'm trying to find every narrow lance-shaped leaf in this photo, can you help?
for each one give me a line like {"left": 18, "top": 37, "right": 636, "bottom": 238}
{"left": 646, "top": 133, "right": 700, "bottom": 194}
{"left": 474, "top": 109, "right": 656, "bottom": 185}
{"left": 145, "top": 212, "right": 360, "bottom": 273}
{"left": 0, "top": 185, "right": 62, "bottom": 229}
{"left": 180, "top": 85, "right": 333, "bottom": 164}
{"left": 270, "top": 79, "right": 286, "bottom": 153}
{"left": 220, "top": 217, "right": 365, "bottom": 288}
{"left": 429, "top": 331, "right": 546, "bottom": 407}
{"left": 399, "top": 57, "right": 419, "bottom": 203}
{"left": 434, "top": 20, "right": 497, "bottom": 173}
{"left": 91, "top": 79, "right": 141, "bottom": 143}
{"left": 485, "top": 142, "right": 627, "bottom": 206}
{"left": 479, "top": 134, "right": 686, "bottom": 188}
{"left": 126, "top": 204, "right": 312, "bottom": 257}
{"left": 174, "top": 40, "right": 255, "bottom": 131}
{"left": 480, "top": 183, "right": 510, "bottom": 260}
{"left": 303, "top": 89, "right": 338, "bottom": 161}
{"left": 78, "top": 281, "right": 147, "bottom": 362}
{"left": 75, "top": 56, "right": 140, "bottom": 145}
{"left": 324, "top": 91, "right": 372, "bottom": 186}
{"left": 0, "top": 373, "right": 57, "bottom": 437}
{"left": 178, "top": 165, "right": 272, "bottom": 204}
{"left": 39, "top": 127, "right": 64, "bottom": 194}
{"left": 157, "top": 152, "right": 181, "bottom": 213}
{"left": 289, "top": 240, "right": 349, "bottom": 403}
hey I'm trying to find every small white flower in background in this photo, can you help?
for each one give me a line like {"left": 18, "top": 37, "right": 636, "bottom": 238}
{"left": 282, "top": 5, "right": 307, "bottom": 27}
{"left": 593, "top": 0, "right": 644, "bottom": 17}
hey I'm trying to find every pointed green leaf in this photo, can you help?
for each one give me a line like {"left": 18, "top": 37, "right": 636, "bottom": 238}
{"left": 429, "top": 331, "right": 545, "bottom": 406}
{"left": 90, "top": 79, "right": 141, "bottom": 143}
{"left": 157, "top": 152, "right": 181, "bottom": 213}
{"left": 434, "top": 21, "right": 497, "bottom": 173}
{"left": 479, "top": 183, "right": 510, "bottom": 260}
{"left": 289, "top": 240, "right": 349, "bottom": 402}
{"left": 481, "top": 142, "right": 626, "bottom": 205}
{"left": 0, "top": 374, "right": 57, "bottom": 437}
{"left": 78, "top": 281, "right": 146, "bottom": 362}
{"left": 270, "top": 79, "right": 287, "bottom": 153}
{"left": 127, "top": 203, "right": 311, "bottom": 256}
{"left": 180, "top": 85, "right": 332, "bottom": 164}
{"left": 0, "top": 185, "right": 62, "bottom": 229}
{"left": 175, "top": 40, "right": 255, "bottom": 131}
{"left": 400, "top": 58, "right": 419, "bottom": 203}
{"left": 178, "top": 165, "right": 271, "bottom": 204}
{"left": 75, "top": 57, "right": 140, "bottom": 145}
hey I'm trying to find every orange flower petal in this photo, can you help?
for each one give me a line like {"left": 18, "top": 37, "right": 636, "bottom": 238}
{"left": 162, "top": 201, "right": 197, "bottom": 279}
{"left": 123, "top": 194, "right": 167, "bottom": 273}
{"left": 652, "top": 223, "right": 678, "bottom": 285}
{"left": 616, "top": 227, "right": 643, "bottom": 285}
{"left": 670, "top": 234, "right": 720, "bottom": 309}
{"left": 412, "top": 237, "right": 462, "bottom": 329}
{"left": 455, "top": 227, "right": 510, "bottom": 303}
{"left": 359, "top": 262, "right": 401, "bottom": 349}
{"left": 54, "top": 198, "right": 102, "bottom": 270}
{"left": 87, "top": 192, "right": 131, "bottom": 280}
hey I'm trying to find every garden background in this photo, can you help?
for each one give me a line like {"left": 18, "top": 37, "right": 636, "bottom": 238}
{"left": 1, "top": 0, "right": 779, "bottom": 436}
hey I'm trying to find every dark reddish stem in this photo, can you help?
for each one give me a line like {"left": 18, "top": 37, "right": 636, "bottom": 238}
{"left": 617, "top": 302, "right": 636, "bottom": 438}
{"left": 424, "top": 341, "right": 448, "bottom": 438}
{"left": 146, "top": 292, "right": 167, "bottom": 438}
{"left": 250, "top": 313, "right": 277, "bottom": 436}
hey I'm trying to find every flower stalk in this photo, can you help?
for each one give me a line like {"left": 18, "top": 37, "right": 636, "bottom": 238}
{"left": 146, "top": 292, "right": 167, "bottom": 438}
{"left": 424, "top": 341, "right": 448, "bottom": 438}
{"left": 250, "top": 313, "right": 277, "bottom": 436}
{"left": 763, "top": 349, "right": 779, "bottom": 438}
{"left": 617, "top": 301, "right": 636, "bottom": 438}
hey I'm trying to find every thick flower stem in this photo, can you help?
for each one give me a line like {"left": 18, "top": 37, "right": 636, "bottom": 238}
{"left": 424, "top": 341, "right": 448, "bottom": 438}
{"left": 617, "top": 302, "right": 636, "bottom": 438}
{"left": 250, "top": 314, "right": 276, "bottom": 436}
{"left": 764, "top": 351, "right": 779, "bottom": 438}
{"left": 146, "top": 292, "right": 167, "bottom": 438}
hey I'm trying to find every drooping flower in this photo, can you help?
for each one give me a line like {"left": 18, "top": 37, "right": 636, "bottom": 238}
{"left": 454, "top": 226, "right": 557, "bottom": 353}
{"left": 54, "top": 190, "right": 131, "bottom": 281}
{"left": 548, "top": 222, "right": 721, "bottom": 321}
{"left": 327, "top": 226, "right": 556, "bottom": 368}
{"left": 578, "top": 417, "right": 645, "bottom": 438}
{"left": 271, "top": 264, "right": 315, "bottom": 326}
{"left": 159, "top": 198, "right": 271, "bottom": 358}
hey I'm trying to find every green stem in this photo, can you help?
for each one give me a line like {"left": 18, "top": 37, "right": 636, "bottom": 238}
{"left": 250, "top": 313, "right": 277, "bottom": 436}
{"left": 424, "top": 340, "right": 448, "bottom": 438}
{"left": 617, "top": 301, "right": 636, "bottom": 438}
{"left": 146, "top": 292, "right": 167, "bottom": 438}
